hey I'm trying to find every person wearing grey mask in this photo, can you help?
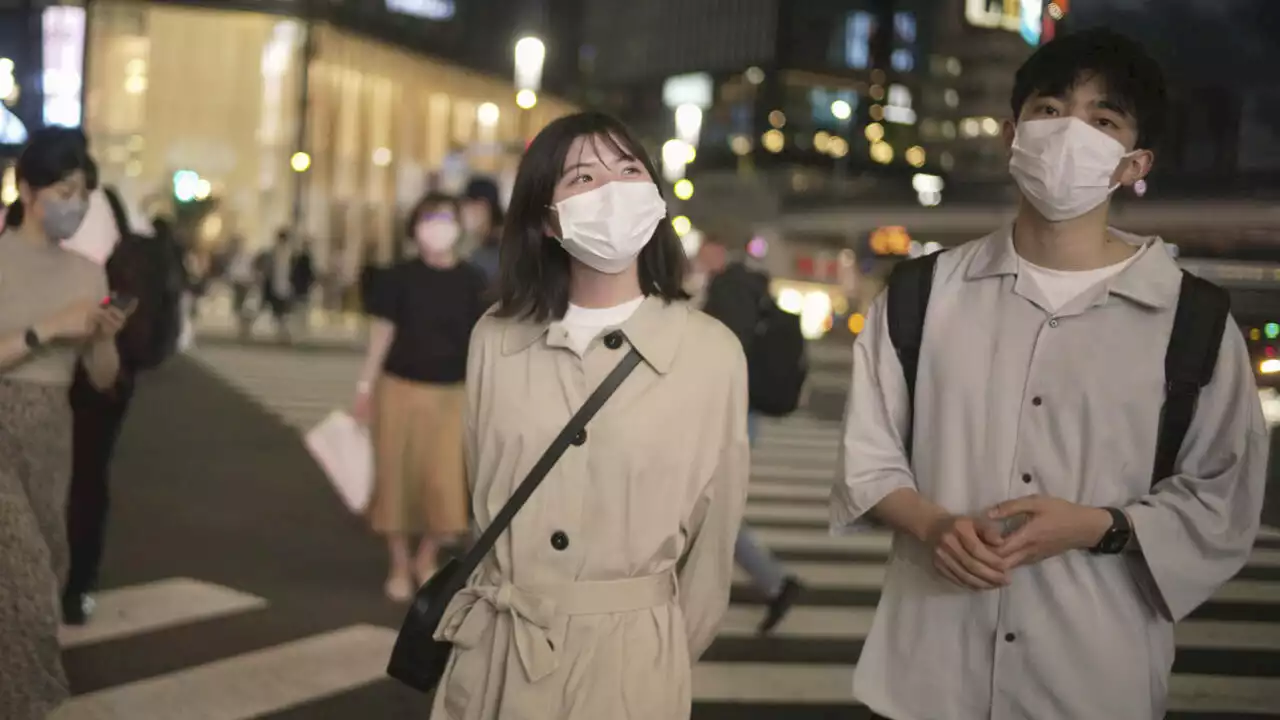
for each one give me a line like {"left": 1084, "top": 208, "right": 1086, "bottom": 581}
{"left": 0, "top": 127, "right": 130, "bottom": 719}
{"left": 41, "top": 194, "right": 91, "bottom": 242}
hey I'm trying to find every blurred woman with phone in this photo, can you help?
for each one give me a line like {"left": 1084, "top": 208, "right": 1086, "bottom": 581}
{"left": 62, "top": 186, "right": 153, "bottom": 626}
{"left": 0, "top": 127, "right": 130, "bottom": 719}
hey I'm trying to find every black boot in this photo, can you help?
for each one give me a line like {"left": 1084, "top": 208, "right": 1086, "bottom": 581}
{"left": 758, "top": 576, "right": 802, "bottom": 635}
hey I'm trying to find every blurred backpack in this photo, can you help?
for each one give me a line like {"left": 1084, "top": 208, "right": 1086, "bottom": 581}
{"left": 704, "top": 263, "right": 808, "bottom": 417}
{"left": 108, "top": 231, "right": 185, "bottom": 371}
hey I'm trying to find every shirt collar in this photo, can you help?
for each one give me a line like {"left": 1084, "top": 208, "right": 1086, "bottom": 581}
{"left": 965, "top": 223, "right": 1183, "bottom": 309}
{"left": 500, "top": 295, "right": 688, "bottom": 373}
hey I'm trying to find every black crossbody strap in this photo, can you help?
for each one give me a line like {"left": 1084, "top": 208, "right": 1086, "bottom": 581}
{"left": 442, "top": 347, "right": 644, "bottom": 595}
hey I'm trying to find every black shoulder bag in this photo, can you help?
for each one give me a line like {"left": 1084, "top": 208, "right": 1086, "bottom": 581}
{"left": 386, "top": 347, "right": 644, "bottom": 692}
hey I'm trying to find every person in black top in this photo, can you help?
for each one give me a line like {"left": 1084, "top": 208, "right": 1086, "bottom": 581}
{"left": 353, "top": 192, "right": 487, "bottom": 602}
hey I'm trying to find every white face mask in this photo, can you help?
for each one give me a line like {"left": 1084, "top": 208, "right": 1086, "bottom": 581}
{"left": 553, "top": 181, "right": 668, "bottom": 274}
{"left": 1009, "top": 117, "right": 1137, "bottom": 222}
{"left": 415, "top": 218, "right": 460, "bottom": 253}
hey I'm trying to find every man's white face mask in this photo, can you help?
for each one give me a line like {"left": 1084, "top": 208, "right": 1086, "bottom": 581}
{"left": 552, "top": 181, "right": 668, "bottom": 274}
{"left": 1009, "top": 117, "right": 1139, "bottom": 222}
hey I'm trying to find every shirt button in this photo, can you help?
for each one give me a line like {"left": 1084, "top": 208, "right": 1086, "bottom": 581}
{"left": 1032, "top": 396, "right": 1043, "bottom": 406}
{"left": 572, "top": 429, "right": 587, "bottom": 446}
{"left": 1048, "top": 318, "right": 1060, "bottom": 328}
{"left": 603, "top": 331, "right": 624, "bottom": 350}
{"left": 1005, "top": 632, "right": 1017, "bottom": 642}
{"left": 550, "top": 531, "right": 569, "bottom": 551}
{"left": 1021, "top": 473, "right": 1032, "bottom": 484}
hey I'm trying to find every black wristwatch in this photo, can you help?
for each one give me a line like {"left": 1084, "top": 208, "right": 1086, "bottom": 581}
{"left": 1090, "top": 507, "right": 1132, "bottom": 554}
{"left": 24, "top": 327, "right": 41, "bottom": 350}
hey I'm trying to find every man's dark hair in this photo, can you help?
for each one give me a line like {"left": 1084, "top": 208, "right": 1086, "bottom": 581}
{"left": 1011, "top": 28, "right": 1168, "bottom": 150}
{"left": 493, "top": 111, "right": 688, "bottom": 323}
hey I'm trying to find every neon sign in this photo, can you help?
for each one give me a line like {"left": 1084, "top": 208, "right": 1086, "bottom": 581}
{"left": 965, "top": 0, "right": 1043, "bottom": 46}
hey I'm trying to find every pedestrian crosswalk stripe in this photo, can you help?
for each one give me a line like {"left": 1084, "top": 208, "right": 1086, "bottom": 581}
{"left": 59, "top": 578, "right": 267, "bottom": 649}
{"left": 753, "top": 527, "right": 893, "bottom": 553}
{"left": 52, "top": 625, "right": 397, "bottom": 720}
{"left": 692, "top": 662, "right": 1280, "bottom": 713}
{"left": 715, "top": 605, "right": 1280, "bottom": 652}
{"left": 751, "top": 465, "right": 834, "bottom": 482}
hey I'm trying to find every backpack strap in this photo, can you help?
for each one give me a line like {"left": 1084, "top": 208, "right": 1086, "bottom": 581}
{"left": 885, "top": 252, "right": 943, "bottom": 456}
{"left": 1153, "top": 271, "right": 1231, "bottom": 486}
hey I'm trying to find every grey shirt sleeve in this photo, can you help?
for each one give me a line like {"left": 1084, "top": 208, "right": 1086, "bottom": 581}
{"left": 830, "top": 293, "right": 918, "bottom": 534}
{"left": 1125, "top": 319, "right": 1270, "bottom": 621}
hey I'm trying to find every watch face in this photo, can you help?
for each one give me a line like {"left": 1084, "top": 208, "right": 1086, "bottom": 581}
{"left": 1100, "top": 529, "right": 1130, "bottom": 554}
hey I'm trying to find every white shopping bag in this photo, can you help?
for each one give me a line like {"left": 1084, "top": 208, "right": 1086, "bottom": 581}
{"left": 305, "top": 410, "right": 373, "bottom": 514}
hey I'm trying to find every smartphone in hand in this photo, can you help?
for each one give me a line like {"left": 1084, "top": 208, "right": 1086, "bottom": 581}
{"left": 102, "top": 292, "right": 137, "bottom": 311}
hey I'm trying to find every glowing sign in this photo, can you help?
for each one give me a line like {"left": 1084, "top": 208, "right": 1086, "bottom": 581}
{"left": 41, "top": 5, "right": 86, "bottom": 127}
{"left": 870, "top": 226, "right": 912, "bottom": 256}
{"left": 966, "top": 0, "right": 1042, "bottom": 45}
{"left": 385, "top": 0, "right": 455, "bottom": 20}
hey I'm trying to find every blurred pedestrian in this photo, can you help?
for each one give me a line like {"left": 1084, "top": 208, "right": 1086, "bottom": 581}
{"left": 0, "top": 127, "right": 129, "bottom": 720}
{"left": 62, "top": 186, "right": 177, "bottom": 625}
{"left": 426, "top": 112, "right": 749, "bottom": 720}
{"left": 698, "top": 239, "right": 804, "bottom": 633}
{"left": 460, "top": 176, "right": 504, "bottom": 288}
{"left": 353, "top": 193, "right": 487, "bottom": 602}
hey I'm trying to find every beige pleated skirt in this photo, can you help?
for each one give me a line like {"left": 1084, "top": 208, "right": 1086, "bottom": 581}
{"left": 368, "top": 375, "right": 468, "bottom": 536}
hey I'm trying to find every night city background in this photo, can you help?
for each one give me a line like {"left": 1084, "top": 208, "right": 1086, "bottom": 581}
{"left": 1, "top": 0, "right": 1279, "bottom": 718}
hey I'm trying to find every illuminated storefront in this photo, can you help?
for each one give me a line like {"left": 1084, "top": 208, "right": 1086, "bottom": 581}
{"left": 80, "top": 1, "right": 573, "bottom": 272}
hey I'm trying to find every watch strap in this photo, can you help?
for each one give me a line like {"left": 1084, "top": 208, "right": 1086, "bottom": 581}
{"left": 1091, "top": 507, "right": 1131, "bottom": 554}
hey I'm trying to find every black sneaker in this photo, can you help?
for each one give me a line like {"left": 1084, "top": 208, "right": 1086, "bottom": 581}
{"left": 61, "top": 592, "right": 94, "bottom": 626}
{"left": 758, "top": 576, "right": 802, "bottom": 635}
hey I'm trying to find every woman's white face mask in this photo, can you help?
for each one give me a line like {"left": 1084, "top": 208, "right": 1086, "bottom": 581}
{"left": 415, "top": 217, "right": 461, "bottom": 254}
{"left": 1009, "top": 117, "right": 1139, "bottom": 222}
{"left": 552, "top": 180, "right": 668, "bottom": 274}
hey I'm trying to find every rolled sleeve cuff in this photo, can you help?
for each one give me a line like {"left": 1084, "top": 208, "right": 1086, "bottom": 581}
{"left": 830, "top": 476, "right": 913, "bottom": 536}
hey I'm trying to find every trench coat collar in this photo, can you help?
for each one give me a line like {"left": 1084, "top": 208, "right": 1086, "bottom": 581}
{"left": 501, "top": 295, "right": 687, "bottom": 374}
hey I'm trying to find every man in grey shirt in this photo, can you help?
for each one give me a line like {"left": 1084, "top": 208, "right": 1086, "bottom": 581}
{"left": 831, "top": 29, "right": 1268, "bottom": 720}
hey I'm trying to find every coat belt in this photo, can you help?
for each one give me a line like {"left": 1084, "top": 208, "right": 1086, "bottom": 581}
{"left": 433, "top": 572, "right": 677, "bottom": 683}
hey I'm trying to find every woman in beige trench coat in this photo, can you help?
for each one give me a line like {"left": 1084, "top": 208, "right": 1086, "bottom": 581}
{"left": 428, "top": 112, "right": 750, "bottom": 720}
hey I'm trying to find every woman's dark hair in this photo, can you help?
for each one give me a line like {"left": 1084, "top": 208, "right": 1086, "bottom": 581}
{"left": 4, "top": 126, "right": 98, "bottom": 228}
{"left": 494, "top": 111, "right": 688, "bottom": 322}
{"left": 404, "top": 192, "right": 460, "bottom": 238}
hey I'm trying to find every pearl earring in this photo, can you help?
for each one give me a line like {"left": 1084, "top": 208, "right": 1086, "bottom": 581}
{"left": 1133, "top": 179, "right": 1147, "bottom": 197}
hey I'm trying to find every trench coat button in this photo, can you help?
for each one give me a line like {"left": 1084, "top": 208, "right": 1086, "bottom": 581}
{"left": 1049, "top": 318, "right": 1060, "bottom": 328}
{"left": 550, "top": 531, "right": 570, "bottom": 551}
{"left": 1032, "top": 396, "right": 1043, "bottom": 407}
{"left": 603, "top": 331, "right": 625, "bottom": 350}
{"left": 1021, "top": 473, "right": 1032, "bottom": 484}
{"left": 572, "top": 429, "right": 587, "bottom": 446}
{"left": 1005, "top": 632, "right": 1017, "bottom": 642}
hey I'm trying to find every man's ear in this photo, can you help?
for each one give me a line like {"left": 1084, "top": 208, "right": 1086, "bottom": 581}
{"left": 1115, "top": 149, "right": 1154, "bottom": 189}
{"left": 1002, "top": 119, "right": 1017, "bottom": 152}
